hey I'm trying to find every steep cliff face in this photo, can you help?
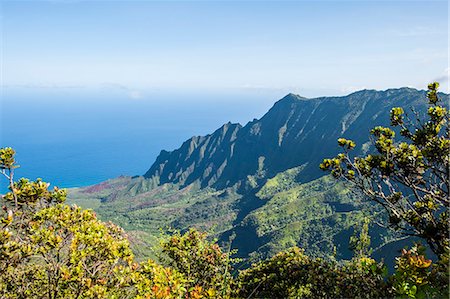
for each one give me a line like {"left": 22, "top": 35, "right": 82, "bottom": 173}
{"left": 144, "top": 88, "right": 429, "bottom": 188}
{"left": 144, "top": 122, "right": 242, "bottom": 188}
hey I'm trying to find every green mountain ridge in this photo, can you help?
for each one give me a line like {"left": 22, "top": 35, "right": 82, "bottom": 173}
{"left": 143, "top": 88, "right": 430, "bottom": 189}
{"left": 68, "top": 87, "right": 447, "bottom": 266}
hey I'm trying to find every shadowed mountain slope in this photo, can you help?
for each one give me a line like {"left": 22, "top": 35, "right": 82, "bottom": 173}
{"left": 144, "top": 88, "right": 430, "bottom": 189}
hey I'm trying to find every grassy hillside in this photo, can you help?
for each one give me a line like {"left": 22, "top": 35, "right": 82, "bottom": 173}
{"left": 68, "top": 177, "right": 242, "bottom": 260}
{"left": 68, "top": 169, "right": 401, "bottom": 265}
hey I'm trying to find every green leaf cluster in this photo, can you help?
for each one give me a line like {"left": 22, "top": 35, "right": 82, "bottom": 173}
{"left": 390, "top": 243, "right": 448, "bottom": 299}
{"left": 160, "top": 229, "right": 238, "bottom": 298}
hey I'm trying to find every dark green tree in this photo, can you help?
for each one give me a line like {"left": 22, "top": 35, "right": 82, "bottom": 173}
{"left": 349, "top": 216, "right": 372, "bottom": 258}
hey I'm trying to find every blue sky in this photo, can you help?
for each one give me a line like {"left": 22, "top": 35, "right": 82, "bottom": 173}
{"left": 1, "top": 0, "right": 448, "bottom": 97}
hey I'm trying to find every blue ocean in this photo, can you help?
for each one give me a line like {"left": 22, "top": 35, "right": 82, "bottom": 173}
{"left": 0, "top": 87, "right": 281, "bottom": 192}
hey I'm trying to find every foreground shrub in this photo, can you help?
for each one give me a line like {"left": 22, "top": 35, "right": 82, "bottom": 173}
{"left": 235, "top": 247, "right": 391, "bottom": 299}
{"left": 391, "top": 244, "right": 449, "bottom": 299}
{"left": 160, "top": 229, "right": 236, "bottom": 298}
{"left": 0, "top": 148, "right": 136, "bottom": 298}
{"left": 0, "top": 147, "right": 222, "bottom": 298}
{"left": 0, "top": 183, "right": 135, "bottom": 297}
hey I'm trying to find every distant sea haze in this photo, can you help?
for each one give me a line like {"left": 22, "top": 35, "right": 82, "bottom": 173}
{"left": 0, "top": 88, "right": 280, "bottom": 192}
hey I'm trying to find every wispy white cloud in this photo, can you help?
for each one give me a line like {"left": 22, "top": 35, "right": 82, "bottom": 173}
{"left": 434, "top": 68, "right": 449, "bottom": 82}
{"left": 389, "top": 26, "right": 438, "bottom": 37}
{"left": 99, "top": 83, "right": 145, "bottom": 99}
{"left": 128, "top": 90, "right": 143, "bottom": 99}
{"left": 1, "top": 83, "right": 86, "bottom": 89}
{"left": 433, "top": 68, "right": 450, "bottom": 93}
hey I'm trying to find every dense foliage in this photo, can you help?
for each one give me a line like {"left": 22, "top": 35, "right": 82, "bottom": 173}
{"left": 160, "top": 229, "right": 236, "bottom": 298}
{"left": 235, "top": 247, "right": 390, "bottom": 298}
{"left": 0, "top": 148, "right": 224, "bottom": 298}
{"left": 390, "top": 244, "right": 444, "bottom": 299}
{"left": 1, "top": 148, "right": 133, "bottom": 298}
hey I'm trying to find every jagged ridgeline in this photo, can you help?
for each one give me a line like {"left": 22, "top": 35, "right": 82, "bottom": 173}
{"left": 69, "top": 88, "right": 445, "bottom": 263}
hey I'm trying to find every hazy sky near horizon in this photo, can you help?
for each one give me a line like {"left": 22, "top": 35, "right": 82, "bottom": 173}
{"left": 1, "top": 0, "right": 449, "bottom": 97}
